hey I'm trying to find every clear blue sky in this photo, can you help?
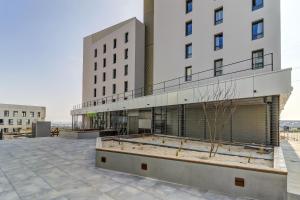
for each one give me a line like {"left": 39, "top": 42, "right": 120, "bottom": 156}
{"left": 0, "top": 0, "right": 299, "bottom": 122}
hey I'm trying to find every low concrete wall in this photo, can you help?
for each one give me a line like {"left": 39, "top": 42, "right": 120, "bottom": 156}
{"left": 60, "top": 131, "right": 99, "bottom": 139}
{"left": 96, "top": 150, "right": 287, "bottom": 200}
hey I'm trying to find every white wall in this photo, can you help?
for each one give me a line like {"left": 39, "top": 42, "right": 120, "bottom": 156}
{"left": 153, "top": 0, "right": 281, "bottom": 84}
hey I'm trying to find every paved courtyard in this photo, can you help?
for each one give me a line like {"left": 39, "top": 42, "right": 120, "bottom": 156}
{"left": 0, "top": 137, "right": 249, "bottom": 200}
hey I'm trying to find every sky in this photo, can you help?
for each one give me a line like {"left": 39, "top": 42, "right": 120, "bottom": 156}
{"left": 0, "top": 0, "right": 299, "bottom": 122}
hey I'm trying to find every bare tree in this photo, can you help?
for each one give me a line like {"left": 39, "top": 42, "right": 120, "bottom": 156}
{"left": 197, "top": 80, "right": 238, "bottom": 158}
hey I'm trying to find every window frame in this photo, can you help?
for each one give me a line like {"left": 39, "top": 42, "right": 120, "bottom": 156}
{"left": 125, "top": 48, "right": 129, "bottom": 59}
{"left": 214, "top": 7, "right": 223, "bottom": 25}
{"left": 112, "top": 84, "right": 116, "bottom": 94}
{"left": 102, "top": 86, "right": 106, "bottom": 96}
{"left": 186, "top": 0, "right": 192, "bottom": 14}
{"left": 94, "top": 62, "right": 98, "bottom": 71}
{"left": 113, "top": 69, "right": 117, "bottom": 79}
{"left": 113, "top": 38, "right": 117, "bottom": 49}
{"left": 214, "top": 59, "right": 223, "bottom": 77}
{"left": 4, "top": 110, "right": 9, "bottom": 117}
{"left": 124, "top": 81, "right": 128, "bottom": 92}
{"left": 214, "top": 33, "right": 223, "bottom": 51}
{"left": 185, "top": 43, "right": 192, "bottom": 59}
{"left": 125, "top": 32, "right": 129, "bottom": 43}
{"left": 124, "top": 65, "right": 128, "bottom": 76}
{"left": 94, "top": 88, "right": 97, "bottom": 98}
{"left": 252, "top": 49, "right": 264, "bottom": 69}
{"left": 103, "top": 44, "right": 106, "bottom": 54}
{"left": 94, "top": 75, "right": 97, "bottom": 84}
{"left": 113, "top": 54, "right": 117, "bottom": 64}
{"left": 103, "top": 72, "right": 106, "bottom": 82}
{"left": 252, "top": 0, "right": 264, "bottom": 11}
{"left": 94, "top": 49, "right": 97, "bottom": 58}
{"left": 185, "top": 66, "right": 192, "bottom": 82}
{"left": 252, "top": 19, "right": 264, "bottom": 40}
{"left": 185, "top": 21, "right": 192, "bottom": 36}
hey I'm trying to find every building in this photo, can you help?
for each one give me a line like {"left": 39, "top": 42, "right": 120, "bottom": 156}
{"left": 72, "top": 0, "right": 293, "bottom": 146}
{"left": 0, "top": 104, "right": 46, "bottom": 134}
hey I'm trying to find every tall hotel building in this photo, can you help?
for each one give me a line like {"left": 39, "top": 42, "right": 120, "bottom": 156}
{"left": 72, "top": 0, "right": 292, "bottom": 146}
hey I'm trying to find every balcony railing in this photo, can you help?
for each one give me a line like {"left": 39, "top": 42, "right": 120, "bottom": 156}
{"left": 73, "top": 53, "right": 274, "bottom": 110}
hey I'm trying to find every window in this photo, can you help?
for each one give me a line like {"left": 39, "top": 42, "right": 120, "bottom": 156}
{"left": 103, "top": 72, "right": 106, "bottom": 82}
{"left": 214, "top": 59, "right": 223, "bottom": 77}
{"left": 185, "top": 43, "right": 192, "bottom": 59}
{"left": 9, "top": 119, "right": 13, "bottom": 125}
{"left": 125, "top": 32, "right": 129, "bottom": 43}
{"left": 27, "top": 119, "right": 30, "bottom": 125}
{"left": 185, "top": 21, "right": 192, "bottom": 36}
{"left": 103, "top": 58, "right": 106, "bottom": 67}
{"left": 185, "top": 66, "right": 192, "bottom": 81}
{"left": 125, "top": 49, "right": 129, "bottom": 59}
{"left": 102, "top": 86, "right": 106, "bottom": 96}
{"left": 113, "top": 69, "right": 117, "bottom": 79}
{"left": 112, "top": 84, "right": 116, "bottom": 94}
{"left": 124, "top": 81, "right": 128, "bottom": 92}
{"left": 17, "top": 119, "right": 22, "bottom": 125}
{"left": 215, "top": 7, "right": 223, "bottom": 25}
{"left": 13, "top": 111, "right": 18, "bottom": 117}
{"left": 113, "top": 39, "right": 117, "bottom": 49}
{"left": 0, "top": 119, "right": 3, "bottom": 125}
{"left": 103, "top": 44, "right": 106, "bottom": 53}
{"left": 94, "top": 62, "right": 98, "bottom": 71}
{"left": 94, "top": 88, "right": 97, "bottom": 98}
{"left": 30, "top": 112, "right": 34, "bottom": 118}
{"left": 22, "top": 111, "right": 26, "bottom": 117}
{"left": 186, "top": 0, "right": 192, "bottom": 13}
{"left": 38, "top": 112, "right": 41, "bottom": 118}
{"left": 253, "top": 0, "right": 263, "bottom": 11}
{"left": 4, "top": 110, "right": 9, "bottom": 117}
{"left": 94, "top": 75, "right": 97, "bottom": 84}
{"left": 252, "top": 20, "right": 264, "bottom": 40}
{"left": 124, "top": 65, "right": 128, "bottom": 76}
{"left": 94, "top": 49, "right": 97, "bottom": 58}
{"left": 252, "top": 49, "right": 264, "bottom": 69}
{"left": 214, "top": 33, "right": 223, "bottom": 50}
{"left": 113, "top": 54, "right": 117, "bottom": 64}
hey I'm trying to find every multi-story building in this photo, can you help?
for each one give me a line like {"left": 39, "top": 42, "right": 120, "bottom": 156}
{"left": 72, "top": 0, "right": 292, "bottom": 146}
{"left": 0, "top": 104, "right": 46, "bottom": 134}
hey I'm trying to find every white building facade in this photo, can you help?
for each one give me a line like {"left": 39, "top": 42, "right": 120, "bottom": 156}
{"left": 0, "top": 104, "right": 46, "bottom": 134}
{"left": 72, "top": 0, "right": 292, "bottom": 146}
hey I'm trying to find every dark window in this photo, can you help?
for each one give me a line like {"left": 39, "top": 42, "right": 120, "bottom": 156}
{"left": 94, "top": 75, "right": 97, "bottom": 84}
{"left": 214, "top": 33, "right": 223, "bottom": 50}
{"left": 112, "top": 84, "right": 116, "bottom": 94}
{"left": 17, "top": 119, "right": 22, "bottom": 125}
{"left": 125, "top": 49, "right": 129, "bottom": 59}
{"left": 124, "top": 65, "right": 128, "bottom": 76}
{"left": 252, "top": 49, "right": 264, "bottom": 69}
{"left": 94, "top": 88, "right": 97, "bottom": 97}
{"left": 102, "top": 86, "right": 106, "bottom": 96}
{"left": 185, "top": 43, "right": 192, "bottom": 59}
{"left": 214, "top": 59, "right": 223, "bottom": 77}
{"left": 113, "top": 39, "right": 117, "bottom": 49}
{"left": 113, "top": 69, "right": 117, "bottom": 79}
{"left": 103, "top": 72, "right": 106, "bottom": 82}
{"left": 186, "top": 0, "right": 192, "bottom": 13}
{"left": 38, "top": 112, "right": 41, "bottom": 118}
{"left": 22, "top": 111, "right": 26, "bottom": 117}
{"left": 185, "top": 66, "right": 192, "bottom": 81}
{"left": 252, "top": 0, "right": 263, "bottom": 11}
{"left": 94, "top": 49, "right": 97, "bottom": 58}
{"left": 0, "top": 119, "right": 3, "bottom": 125}
{"left": 103, "top": 58, "right": 106, "bottom": 67}
{"left": 186, "top": 21, "right": 192, "bottom": 36}
{"left": 113, "top": 54, "right": 117, "bottom": 64}
{"left": 8, "top": 119, "right": 13, "bottom": 125}
{"left": 252, "top": 20, "right": 264, "bottom": 40}
{"left": 215, "top": 7, "right": 223, "bottom": 25}
{"left": 125, "top": 32, "right": 129, "bottom": 43}
{"left": 124, "top": 81, "right": 128, "bottom": 92}
{"left": 94, "top": 62, "right": 98, "bottom": 71}
{"left": 103, "top": 44, "right": 106, "bottom": 53}
{"left": 4, "top": 110, "right": 9, "bottom": 117}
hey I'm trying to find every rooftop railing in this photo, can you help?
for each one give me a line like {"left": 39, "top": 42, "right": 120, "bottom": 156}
{"left": 73, "top": 53, "right": 274, "bottom": 110}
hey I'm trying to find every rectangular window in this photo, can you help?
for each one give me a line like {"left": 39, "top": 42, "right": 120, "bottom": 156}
{"left": 185, "top": 66, "right": 192, "bottom": 81}
{"left": 102, "top": 86, "right": 106, "bottom": 96}
{"left": 113, "top": 39, "right": 117, "bottom": 49}
{"left": 125, "top": 49, "right": 129, "bottom": 59}
{"left": 252, "top": 20, "right": 264, "bottom": 40}
{"left": 252, "top": 49, "right": 264, "bottom": 69}
{"left": 94, "top": 49, "right": 97, "bottom": 58}
{"left": 185, "top": 43, "right": 192, "bottom": 59}
{"left": 185, "top": 21, "right": 192, "bottom": 36}
{"left": 103, "top": 44, "right": 106, "bottom": 53}
{"left": 186, "top": 0, "right": 192, "bottom": 13}
{"left": 113, "top": 54, "right": 117, "bottom": 64}
{"left": 94, "top": 62, "right": 98, "bottom": 71}
{"left": 13, "top": 111, "right": 18, "bottom": 117}
{"left": 0, "top": 119, "right": 3, "bottom": 125}
{"left": 9, "top": 119, "right": 13, "bottom": 125}
{"left": 4, "top": 110, "right": 9, "bottom": 117}
{"left": 214, "top": 33, "right": 223, "bottom": 50}
{"left": 103, "top": 58, "right": 106, "bottom": 67}
{"left": 112, "top": 84, "right": 116, "bottom": 94}
{"left": 215, "top": 7, "right": 223, "bottom": 25}
{"left": 103, "top": 72, "right": 106, "bottom": 82}
{"left": 17, "top": 119, "right": 22, "bottom": 125}
{"left": 22, "top": 111, "right": 26, "bottom": 117}
{"left": 94, "top": 88, "right": 97, "bottom": 98}
{"left": 38, "top": 112, "right": 41, "bottom": 118}
{"left": 125, "top": 32, "right": 129, "bottom": 43}
{"left": 253, "top": 0, "right": 263, "bottom": 11}
{"left": 124, "top": 65, "right": 128, "bottom": 76}
{"left": 124, "top": 81, "right": 128, "bottom": 92}
{"left": 27, "top": 119, "right": 30, "bottom": 125}
{"left": 94, "top": 75, "right": 97, "bottom": 84}
{"left": 30, "top": 112, "right": 34, "bottom": 118}
{"left": 214, "top": 59, "right": 223, "bottom": 77}
{"left": 113, "top": 69, "right": 117, "bottom": 79}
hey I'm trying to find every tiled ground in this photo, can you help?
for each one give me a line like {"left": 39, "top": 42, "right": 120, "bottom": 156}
{"left": 0, "top": 138, "right": 248, "bottom": 200}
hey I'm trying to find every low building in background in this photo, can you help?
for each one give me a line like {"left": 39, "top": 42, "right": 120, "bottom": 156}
{"left": 0, "top": 104, "right": 46, "bottom": 134}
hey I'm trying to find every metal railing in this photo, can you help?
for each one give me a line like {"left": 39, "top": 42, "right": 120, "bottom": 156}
{"left": 73, "top": 53, "right": 274, "bottom": 110}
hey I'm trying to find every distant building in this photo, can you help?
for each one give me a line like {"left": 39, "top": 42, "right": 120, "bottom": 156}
{"left": 0, "top": 104, "right": 46, "bottom": 134}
